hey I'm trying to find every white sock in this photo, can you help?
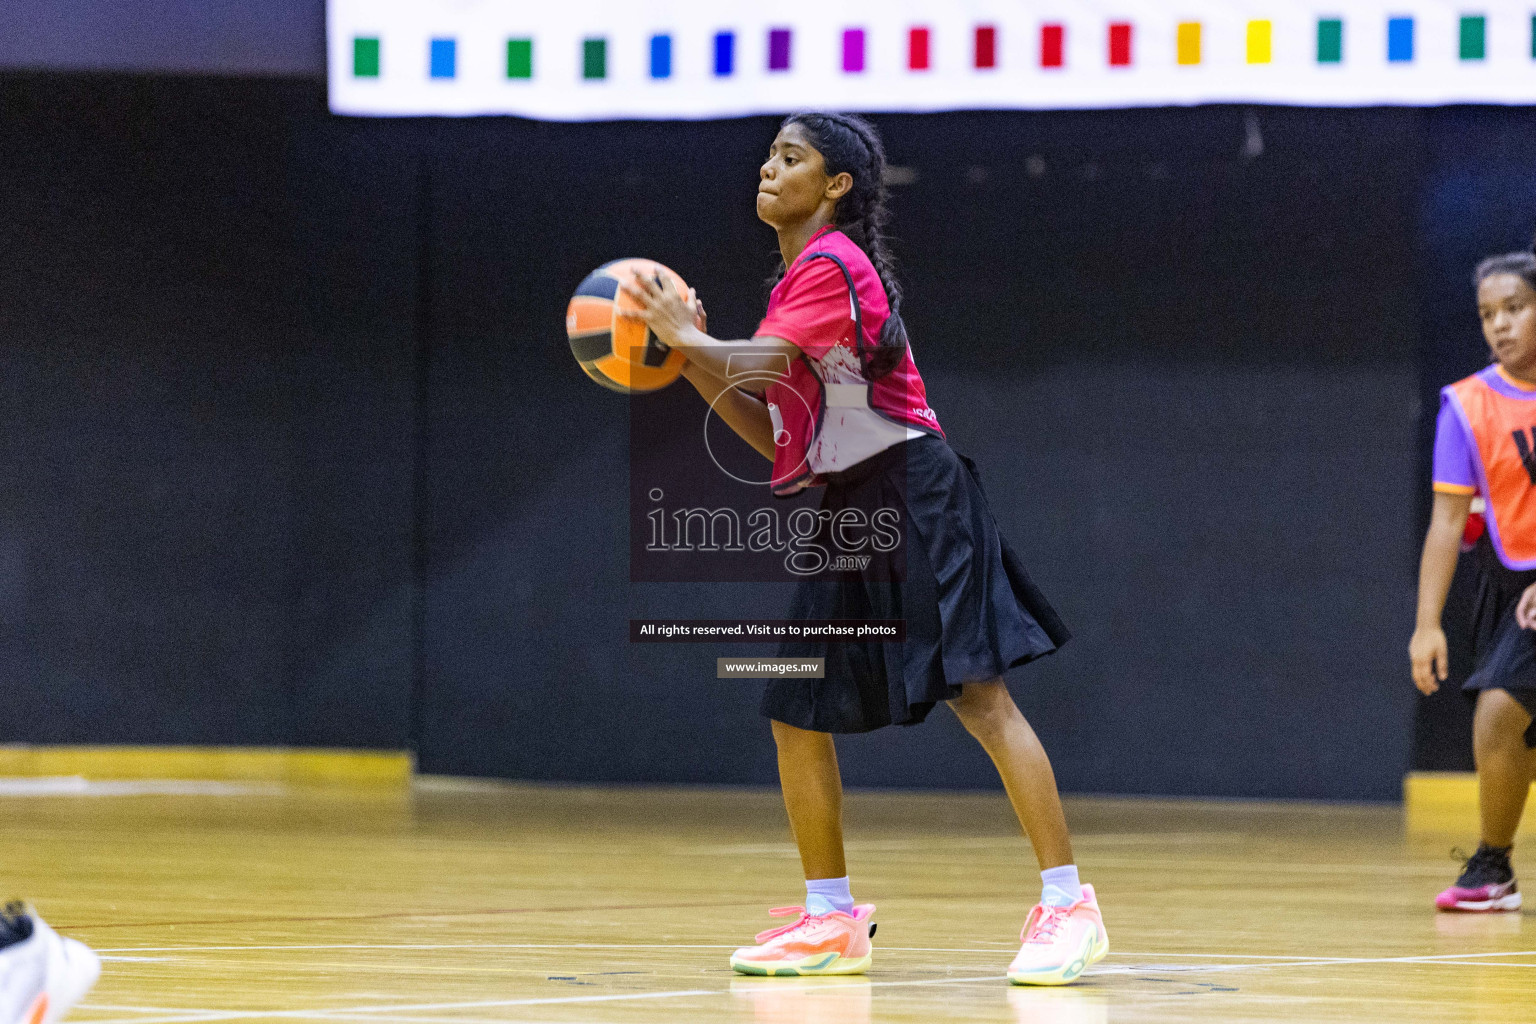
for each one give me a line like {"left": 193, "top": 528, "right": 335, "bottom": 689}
{"left": 805, "top": 876, "right": 855, "bottom": 915}
{"left": 1040, "top": 865, "right": 1083, "bottom": 907}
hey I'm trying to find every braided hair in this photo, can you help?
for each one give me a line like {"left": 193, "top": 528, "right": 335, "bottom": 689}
{"left": 776, "top": 112, "right": 908, "bottom": 379}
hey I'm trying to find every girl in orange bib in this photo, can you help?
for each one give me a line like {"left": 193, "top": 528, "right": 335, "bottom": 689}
{"left": 1412, "top": 250, "right": 1536, "bottom": 911}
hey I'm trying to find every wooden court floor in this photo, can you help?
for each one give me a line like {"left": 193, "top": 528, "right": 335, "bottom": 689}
{"left": 3, "top": 779, "right": 1532, "bottom": 1023}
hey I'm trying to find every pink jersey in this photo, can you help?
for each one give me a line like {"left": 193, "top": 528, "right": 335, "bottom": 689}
{"left": 754, "top": 227, "right": 942, "bottom": 494}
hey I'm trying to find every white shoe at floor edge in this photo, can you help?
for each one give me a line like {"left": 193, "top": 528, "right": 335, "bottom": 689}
{"left": 0, "top": 911, "right": 100, "bottom": 1024}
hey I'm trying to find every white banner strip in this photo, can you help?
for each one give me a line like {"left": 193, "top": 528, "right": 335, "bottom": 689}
{"left": 328, "top": 1, "right": 1536, "bottom": 118}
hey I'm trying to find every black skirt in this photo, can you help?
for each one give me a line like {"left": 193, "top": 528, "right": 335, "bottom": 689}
{"left": 763, "top": 435, "right": 1070, "bottom": 734}
{"left": 1462, "top": 537, "right": 1536, "bottom": 747}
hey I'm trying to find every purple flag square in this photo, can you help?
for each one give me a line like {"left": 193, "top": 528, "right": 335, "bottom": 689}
{"left": 842, "top": 29, "right": 865, "bottom": 72}
{"left": 768, "top": 28, "right": 791, "bottom": 70}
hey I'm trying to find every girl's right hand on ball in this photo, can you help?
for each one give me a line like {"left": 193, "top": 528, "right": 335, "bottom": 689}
{"left": 620, "top": 271, "right": 696, "bottom": 348}
{"left": 1409, "top": 626, "right": 1448, "bottom": 695}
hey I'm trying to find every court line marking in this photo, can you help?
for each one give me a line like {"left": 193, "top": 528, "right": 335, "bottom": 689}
{"left": 317, "top": 990, "right": 719, "bottom": 1013}
{"left": 1099, "top": 950, "right": 1536, "bottom": 974}
{"left": 92, "top": 943, "right": 999, "bottom": 954}
{"left": 77, "top": 1016, "right": 490, "bottom": 1024}
{"left": 90, "top": 944, "right": 738, "bottom": 953}
{"left": 75, "top": 989, "right": 717, "bottom": 1024}
{"left": 1120, "top": 950, "right": 1536, "bottom": 962}
{"left": 73, "top": 953, "right": 1536, "bottom": 1024}
{"left": 81, "top": 947, "right": 1536, "bottom": 983}
{"left": 88, "top": 942, "right": 1536, "bottom": 961}
{"left": 87, "top": 945, "right": 1019, "bottom": 964}
{"left": 79, "top": 1008, "right": 231, "bottom": 1015}
{"left": 75, "top": 1009, "right": 259, "bottom": 1019}
{"left": 304, "top": 978, "right": 1013, "bottom": 1024}
{"left": 63, "top": 900, "right": 767, "bottom": 932}
{"left": 313, "top": 976, "right": 1008, "bottom": 1012}
{"left": 74, "top": 974, "right": 1019, "bottom": 1024}
{"left": 306, "top": 1016, "right": 636, "bottom": 1024}
{"left": 1329, "top": 951, "right": 1536, "bottom": 965}
{"left": 0, "top": 778, "right": 283, "bottom": 798}
{"left": 76, "top": 1015, "right": 231, "bottom": 1024}
{"left": 861, "top": 973, "right": 1004, "bottom": 988}
{"left": 72, "top": 950, "right": 1536, "bottom": 1023}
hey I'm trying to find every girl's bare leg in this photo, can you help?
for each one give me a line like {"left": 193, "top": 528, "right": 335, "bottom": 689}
{"left": 771, "top": 719, "right": 848, "bottom": 879}
{"left": 949, "top": 680, "right": 1074, "bottom": 869}
{"left": 1473, "top": 688, "right": 1536, "bottom": 848}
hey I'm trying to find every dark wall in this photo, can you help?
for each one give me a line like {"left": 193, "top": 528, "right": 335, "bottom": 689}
{"left": 1, "top": 73, "right": 1513, "bottom": 797}
{"left": 0, "top": 77, "right": 413, "bottom": 746}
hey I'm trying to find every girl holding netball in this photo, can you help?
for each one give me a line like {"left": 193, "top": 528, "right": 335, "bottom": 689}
{"left": 1412, "top": 250, "right": 1536, "bottom": 912}
{"left": 622, "top": 113, "right": 1107, "bottom": 985}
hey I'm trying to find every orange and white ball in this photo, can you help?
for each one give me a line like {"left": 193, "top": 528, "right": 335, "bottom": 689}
{"left": 566, "top": 258, "right": 689, "bottom": 394}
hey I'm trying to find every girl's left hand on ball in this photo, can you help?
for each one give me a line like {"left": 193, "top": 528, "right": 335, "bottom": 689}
{"left": 620, "top": 272, "right": 698, "bottom": 348}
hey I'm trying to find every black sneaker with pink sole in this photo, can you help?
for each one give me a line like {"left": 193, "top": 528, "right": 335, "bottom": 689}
{"left": 1435, "top": 844, "right": 1522, "bottom": 912}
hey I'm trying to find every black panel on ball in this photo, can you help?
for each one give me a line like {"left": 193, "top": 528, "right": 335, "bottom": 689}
{"left": 568, "top": 332, "right": 614, "bottom": 363}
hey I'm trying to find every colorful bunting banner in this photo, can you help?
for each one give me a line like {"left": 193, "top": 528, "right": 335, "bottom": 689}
{"left": 327, "top": 1, "right": 1536, "bottom": 119}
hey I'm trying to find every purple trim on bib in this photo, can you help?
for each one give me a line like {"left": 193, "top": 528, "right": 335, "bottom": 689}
{"left": 1479, "top": 364, "right": 1536, "bottom": 401}
{"left": 1446, "top": 381, "right": 1536, "bottom": 571}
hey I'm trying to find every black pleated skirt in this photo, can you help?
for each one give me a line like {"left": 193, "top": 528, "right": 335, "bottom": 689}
{"left": 763, "top": 435, "right": 1070, "bottom": 734}
{"left": 1462, "top": 537, "right": 1536, "bottom": 747}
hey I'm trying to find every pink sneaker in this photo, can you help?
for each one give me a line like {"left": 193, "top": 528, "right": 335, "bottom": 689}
{"left": 1435, "top": 844, "right": 1521, "bottom": 912}
{"left": 1007, "top": 884, "right": 1109, "bottom": 986}
{"left": 729, "top": 904, "right": 875, "bottom": 977}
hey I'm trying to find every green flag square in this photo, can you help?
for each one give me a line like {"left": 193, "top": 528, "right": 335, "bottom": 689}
{"left": 508, "top": 38, "right": 533, "bottom": 78}
{"left": 1316, "top": 19, "right": 1343, "bottom": 63}
{"left": 1460, "top": 16, "right": 1486, "bottom": 60}
{"left": 583, "top": 38, "right": 607, "bottom": 80}
{"left": 353, "top": 37, "right": 380, "bottom": 78}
